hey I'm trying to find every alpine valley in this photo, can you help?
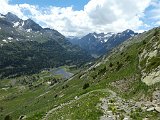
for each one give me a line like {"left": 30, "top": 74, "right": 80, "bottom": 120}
{"left": 0, "top": 12, "right": 160, "bottom": 120}
{"left": 0, "top": 12, "right": 92, "bottom": 78}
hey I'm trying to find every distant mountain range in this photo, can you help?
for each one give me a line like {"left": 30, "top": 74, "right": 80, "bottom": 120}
{"left": 0, "top": 12, "right": 92, "bottom": 78}
{"left": 68, "top": 30, "right": 138, "bottom": 57}
{"left": 0, "top": 12, "right": 138, "bottom": 78}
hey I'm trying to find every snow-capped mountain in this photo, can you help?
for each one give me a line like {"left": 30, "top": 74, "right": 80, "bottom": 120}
{"left": 88, "top": 32, "right": 115, "bottom": 43}
{"left": 104, "top": 29, "right": 138, "bottom": 52}
{"left": 0, "top": 12, "right": 92, "bottom": 78}
{"left": 0, "top": 12, "right": 65, "bottom": 44}
{"left": 68, "top": 30, "right": 138, "bottom": 57}
{"left": 0, "top": 12, "right": 43, "bottom": 32}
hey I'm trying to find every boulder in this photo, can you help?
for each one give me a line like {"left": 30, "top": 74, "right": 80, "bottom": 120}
{"left": 155, "top": 107, "right": 160, "bottom": 113}
{"left": 146, "top": 107, "right": 154, "bottom": 111}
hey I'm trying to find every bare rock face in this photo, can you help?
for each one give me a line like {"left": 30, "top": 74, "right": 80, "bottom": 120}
{"left": 142, "top": 67, "right": 160, "bottom": 85}
{"left": 146, "top": 107, "right": 155, "bottom": 111}
{"left": 155, "top": 107, "right": 160, "bottom": 113}
{"left": 139, "top": 30, "right": 160, "bottom": 86}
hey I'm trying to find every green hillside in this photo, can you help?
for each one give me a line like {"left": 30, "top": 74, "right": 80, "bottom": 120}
{"left": 0, "top": 27, "right": 160, "bottom": 120}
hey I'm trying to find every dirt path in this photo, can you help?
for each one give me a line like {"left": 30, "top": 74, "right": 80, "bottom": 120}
{"left": 41, "top": 87, "right": 159, "bottom": 120}
{"left": 99, "top": 89, "right": 141, "bottom": 120}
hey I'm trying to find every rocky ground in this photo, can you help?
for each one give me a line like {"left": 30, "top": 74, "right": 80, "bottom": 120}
{"left": 99, "top": 89, "right": 160, "bottom": 120}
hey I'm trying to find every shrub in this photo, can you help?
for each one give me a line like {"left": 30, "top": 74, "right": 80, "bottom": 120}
{"left": 120, "top": 52, "right": 124, "bottom": 55}
{"left": 0, "top": 106, "right": 3, "bottom": 112}
{"left": 154, "top": 29, "right": 159, "bottom": 36}
{"left": 62, "top": 84, "right": 69, "bottom": 89}
{"left": 116, "top": 63, "right": 123, "bottom": 71}
{"left": 4, "top": 115, "right": 12, "bottom": 120}
{"left": 98, "top": 67, "right": 106, "bottom": 75}
{"left": 126, "top": 55, "right": 130, "bottom": 61}
{"left": 54, "top": 94, "right": 58, "bottom": 98}
{"left": 83, "top": 83, "right": 90, "bottom": 89}
{"left": 143, "top": 40, "right": 146, "bottom": 45}
{"left": 109, "top": 63, "right": 113, "bottom": 67}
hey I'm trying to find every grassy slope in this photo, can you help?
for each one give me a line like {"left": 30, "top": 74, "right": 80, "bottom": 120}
{"left": 0, "top": 28, "right": 160, "bottom": 120}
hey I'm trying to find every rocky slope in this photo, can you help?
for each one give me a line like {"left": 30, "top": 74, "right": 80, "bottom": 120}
{"left": 139, "top": 29, "right": 160, "bottom": 85}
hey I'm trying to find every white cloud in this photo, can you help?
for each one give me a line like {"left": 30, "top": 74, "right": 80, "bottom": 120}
{"left": 0, "top": 0, "right": 156, "bottom": 36}
{"left": 148, "top": 0, "right": 160, "bottom": 20}
{"left": 156, "top": 21, "right": 160, "bottom": 25}
{"left": 84, "top": 0, "right": 151, "bottom": 33}
{"left": 142, "top": 0, "right": 160, "bottom": 28}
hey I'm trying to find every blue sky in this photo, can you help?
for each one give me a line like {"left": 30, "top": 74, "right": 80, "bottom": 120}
{"left": 1, "top": 0, "right": 160, "bottom": 36}
{"left": 10, "top": 0, "right": 90, "bottom": 10}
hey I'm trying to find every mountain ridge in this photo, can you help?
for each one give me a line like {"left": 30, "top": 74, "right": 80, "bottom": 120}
{"left": 68, "top": 29, "right": 138, "bottom": 57}
{"left": 0, "top": 12, "right": 92, "bottom": 78}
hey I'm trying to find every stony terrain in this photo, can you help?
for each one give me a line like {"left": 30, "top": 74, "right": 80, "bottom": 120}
{"left": 100, "top": 89, "right": 160, "bottom": 120}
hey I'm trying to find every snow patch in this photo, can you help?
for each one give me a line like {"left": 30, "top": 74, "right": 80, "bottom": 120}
{"left": 117, "top": 33, "right": 121, "bottom": 36}
{"left": 104, "top": 39, "right": 109, "bottom": 42}
{"left": 126, "top": 29, "right": 130, "bottom": 33}
{"left": 8, "top": 37, "right": 13, "bottom": 40}
{"left": 104, "top": 32, "right": 114, "bottom": 38}
{"left": 2, "top": 39, "right": 8, "bottom": 43}
{"left": 0, "top": 14, "right": 5, "bottom": 18}
{"left": 93, "top": 34, "right": 98, "bottom": 38}
{"left": 26, "top": 29, "right": 32, "bottom": 32}
{"left": 13, "top": 22, "right": 20, "bottom": 27}
{"left": 22, "top": 21, "right": 24, "bottom": 26}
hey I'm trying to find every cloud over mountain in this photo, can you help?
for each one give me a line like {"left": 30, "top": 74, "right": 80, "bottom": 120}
{"left": 0, "top": 0, "right": 159, "bottom": 36}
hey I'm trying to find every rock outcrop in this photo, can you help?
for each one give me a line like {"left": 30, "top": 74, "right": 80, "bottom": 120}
{"left": 139, "top": 29, "right": 160, "bottom": 85}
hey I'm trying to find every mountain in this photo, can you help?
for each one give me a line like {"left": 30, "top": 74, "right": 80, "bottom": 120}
{"left": 0, "top": 27, "right": 159, "bottom": 120}
{"left": 5, "top": 12, "right": 21, "bottom": 23}
{"left": 104, "top": 29, "right": 138, "bottom": 51}
{"left": 23, "top": 19, "right": 43, "bottom": 31}
{"left": 0, "top": 12, "right": 92, "bottom": 78}
{"left": 1, "top": 12, "right": 42, "bottom": 31}
{"left": 68, "top": 30, "right": 138, "bottom": 57}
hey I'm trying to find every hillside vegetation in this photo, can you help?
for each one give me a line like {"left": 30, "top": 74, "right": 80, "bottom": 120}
{"left": 0, "top": 27, "right": 160, "bottom": 120}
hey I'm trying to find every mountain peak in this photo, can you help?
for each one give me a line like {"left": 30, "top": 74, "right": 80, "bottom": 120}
{"left": 123, "top": 29, "right": 134, "bottom": 34}
{"left": 23, "top": 18, "right": 43, "bottom": 31}
{"left": 5, "top": 12, "right": 20, "bottom": 23}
